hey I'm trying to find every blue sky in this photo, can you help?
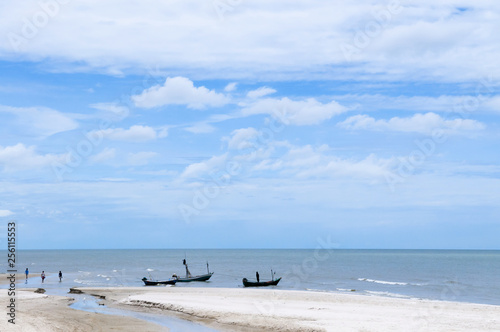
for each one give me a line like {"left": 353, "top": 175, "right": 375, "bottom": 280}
{"left": 0, "top": 0, "right": 499, "bottom": 249}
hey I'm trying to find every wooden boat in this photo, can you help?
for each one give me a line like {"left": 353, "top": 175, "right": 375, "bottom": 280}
{"left": 142, "top": 278, "right": 159, "bottom": 286}
{"left": 175, "top": 272, "right": 214, "bottom": 282}
{"left": 174, "top": 259, "right": 214, "bottom": 282}
{"left": 142, "top": 277, "right": 177, "bottom": 286}
{"left": 242, "top": 277, "right": 281, "bottom": 287}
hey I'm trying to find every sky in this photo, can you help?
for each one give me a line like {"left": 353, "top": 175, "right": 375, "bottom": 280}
{"left": 0, "top": 0, "right": 499, "bottom": 249}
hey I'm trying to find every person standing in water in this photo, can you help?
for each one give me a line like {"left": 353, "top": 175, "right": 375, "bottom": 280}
{"left": 59, "top": 271, "right": 63, "bottom": 282}
{"left": 256, "top": 271, "right": 260, "bottom": 282}
{"left": 41, "top": 271, "right": 45, "bottom": 283}
{"left": 25, "top": 268, "right": 29, "bottom": 280}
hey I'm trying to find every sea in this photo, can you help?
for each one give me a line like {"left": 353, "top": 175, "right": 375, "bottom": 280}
{"left": 3, "top": 249, "right": 500, "bottom": 306}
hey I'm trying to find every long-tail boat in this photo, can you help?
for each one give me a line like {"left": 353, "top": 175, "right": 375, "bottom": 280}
{"left": 173, "top": 259, "right": 214, "bottom": 282}
{"left": 242, "top": 269, "right": 281, "bottom": 287}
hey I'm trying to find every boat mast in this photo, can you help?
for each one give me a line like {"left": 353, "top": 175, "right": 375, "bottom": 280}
{"left": 183, "top": 258, "right": 191, "bottom": 278}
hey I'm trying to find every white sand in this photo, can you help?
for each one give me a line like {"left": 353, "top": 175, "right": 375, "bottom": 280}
{"left": 83, "top": 287, "right": 500, "bottom": 332}
{"left": 1, "top": 286, "right": 498, "bottom": 331}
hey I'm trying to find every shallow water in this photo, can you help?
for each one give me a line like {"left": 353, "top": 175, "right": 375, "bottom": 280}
{"left": 47, "top": 289, "right": 220, "bottom": 332}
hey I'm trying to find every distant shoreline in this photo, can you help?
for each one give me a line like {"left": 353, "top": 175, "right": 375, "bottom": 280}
{"left": 6, "top": 248, "right": 500, "bottom": 251}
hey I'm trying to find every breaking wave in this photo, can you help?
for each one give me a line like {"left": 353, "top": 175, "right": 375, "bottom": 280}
{"left": 358, "top": 278, "right": 408, "bottom": 286}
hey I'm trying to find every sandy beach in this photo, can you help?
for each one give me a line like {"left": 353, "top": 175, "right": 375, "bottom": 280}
{"left": 0, "top": 290, "right": 168, "bottom": 332}
{"left": 1, "top": 286, "right": 498, "bottom": 332}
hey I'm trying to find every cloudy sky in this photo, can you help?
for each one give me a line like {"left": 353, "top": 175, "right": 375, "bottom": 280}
{"left": 1, "top": 0, "right": 499, "bottom": 249}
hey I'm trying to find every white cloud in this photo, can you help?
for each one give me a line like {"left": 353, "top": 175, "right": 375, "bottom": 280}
{"left": 89, "top": 148, "right": 116, "bottom": 164}
{"left": 155, "top": 126, "right": 169, "bottom": 138}
{"left": 0, "top": 143, "right": 65, "bottom": 171}
{"left": 89, "top": 148, "right": 158, "bottom": 166}
{"left": 127, "top": 151, "right": 158, "bottom": 166}
{"left": 99, "top": 178, "right": 131, "bottom": 182}
{"left": 183, "top": 141, "right": 392, "bottom": 183}
{"left": 225, "top": 128, "right": 260, "bottom": 150}
{"left": 301, "top": 154, "right": 392, "bottom": 180}
{"left": 481, "top": 96, "right": 500, "bottom": 113}
{"left": 181, "top": 154, "right": 228, "bottom": 179}
{"left": 246, "top": 87, "right": 276, "bottom": 99}
{"left": 132, "top": 77, "right": 229, "bottom": 109}
{"left": 97, "top": 125, "right": 159, "bottom": 142}
{"left": 241, "top": 97, "right": 348, "bottom": 125}
{"left": 224, "top": 82, "right": 238, "bottom": 92}
{"left": 0, "top": 210, "right": 14, "bottom": 217}
{"left": 90, "top": 102, "right": 129, "bottom": 118}
{"left": 339, "top": 113, "right": 485, "bottom": 135}
{"left": 0, "top": 105, "right": 78, "bottom": 137}
{"left": 2, "top": 2, "right": 500, "bottom": 81}
{"left": 332, "top": 94, "right": 500, "bottom": 114}
{"left": 185, "top": 123, "right": 216, "bottom": 134}
{"left": 251, "top": 144, "right": 393, "bottom": 181}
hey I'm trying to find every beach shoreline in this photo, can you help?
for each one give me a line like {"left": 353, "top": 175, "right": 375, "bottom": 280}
{"left": 1, "top": 273, "right": 39, "bottom": 284}
{"left": 2, "top": 286, "right": 497, "bottom": 332}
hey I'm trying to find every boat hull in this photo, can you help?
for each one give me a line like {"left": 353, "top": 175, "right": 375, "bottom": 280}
{"left": 158, "top": 279, "right": 177, "bottom": 285}
{"left": 242, "top": 277, "right": 281, "bottom": 287}
{"left": 175, "top": 272, "right": 214, "bottom": 282}
{"left": 142, "top": 278, "right": 177, "bottom": 286}
{"left": 143, "top": 280, "right": 159, "bottom": 286}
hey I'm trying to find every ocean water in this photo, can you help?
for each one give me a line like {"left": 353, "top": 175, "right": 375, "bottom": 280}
{"left": 3, "top": 249, "right": 499, "bottom": 306}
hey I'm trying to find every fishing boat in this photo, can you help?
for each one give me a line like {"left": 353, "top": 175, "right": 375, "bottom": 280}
{"left": 242, "top": 269, "right": 281, "bottom": 287}
{"left": 242, "top": 277, "right": 281, "bottom": 287}
{"left": 142, "top": 278, "right": 159, "bottom": 286}
{"left": 141, "top": 276, "right": 177, "bottom": 286}
{"left": 173, "top": 259, "right": 214, "bottom": 282}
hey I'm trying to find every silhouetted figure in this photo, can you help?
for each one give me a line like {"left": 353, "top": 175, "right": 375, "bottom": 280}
{"left": 256, "top": 271, "right": 260, "bottom": 283}
{"left": 59, "top": 271, "right": 63, "bottom": 282}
